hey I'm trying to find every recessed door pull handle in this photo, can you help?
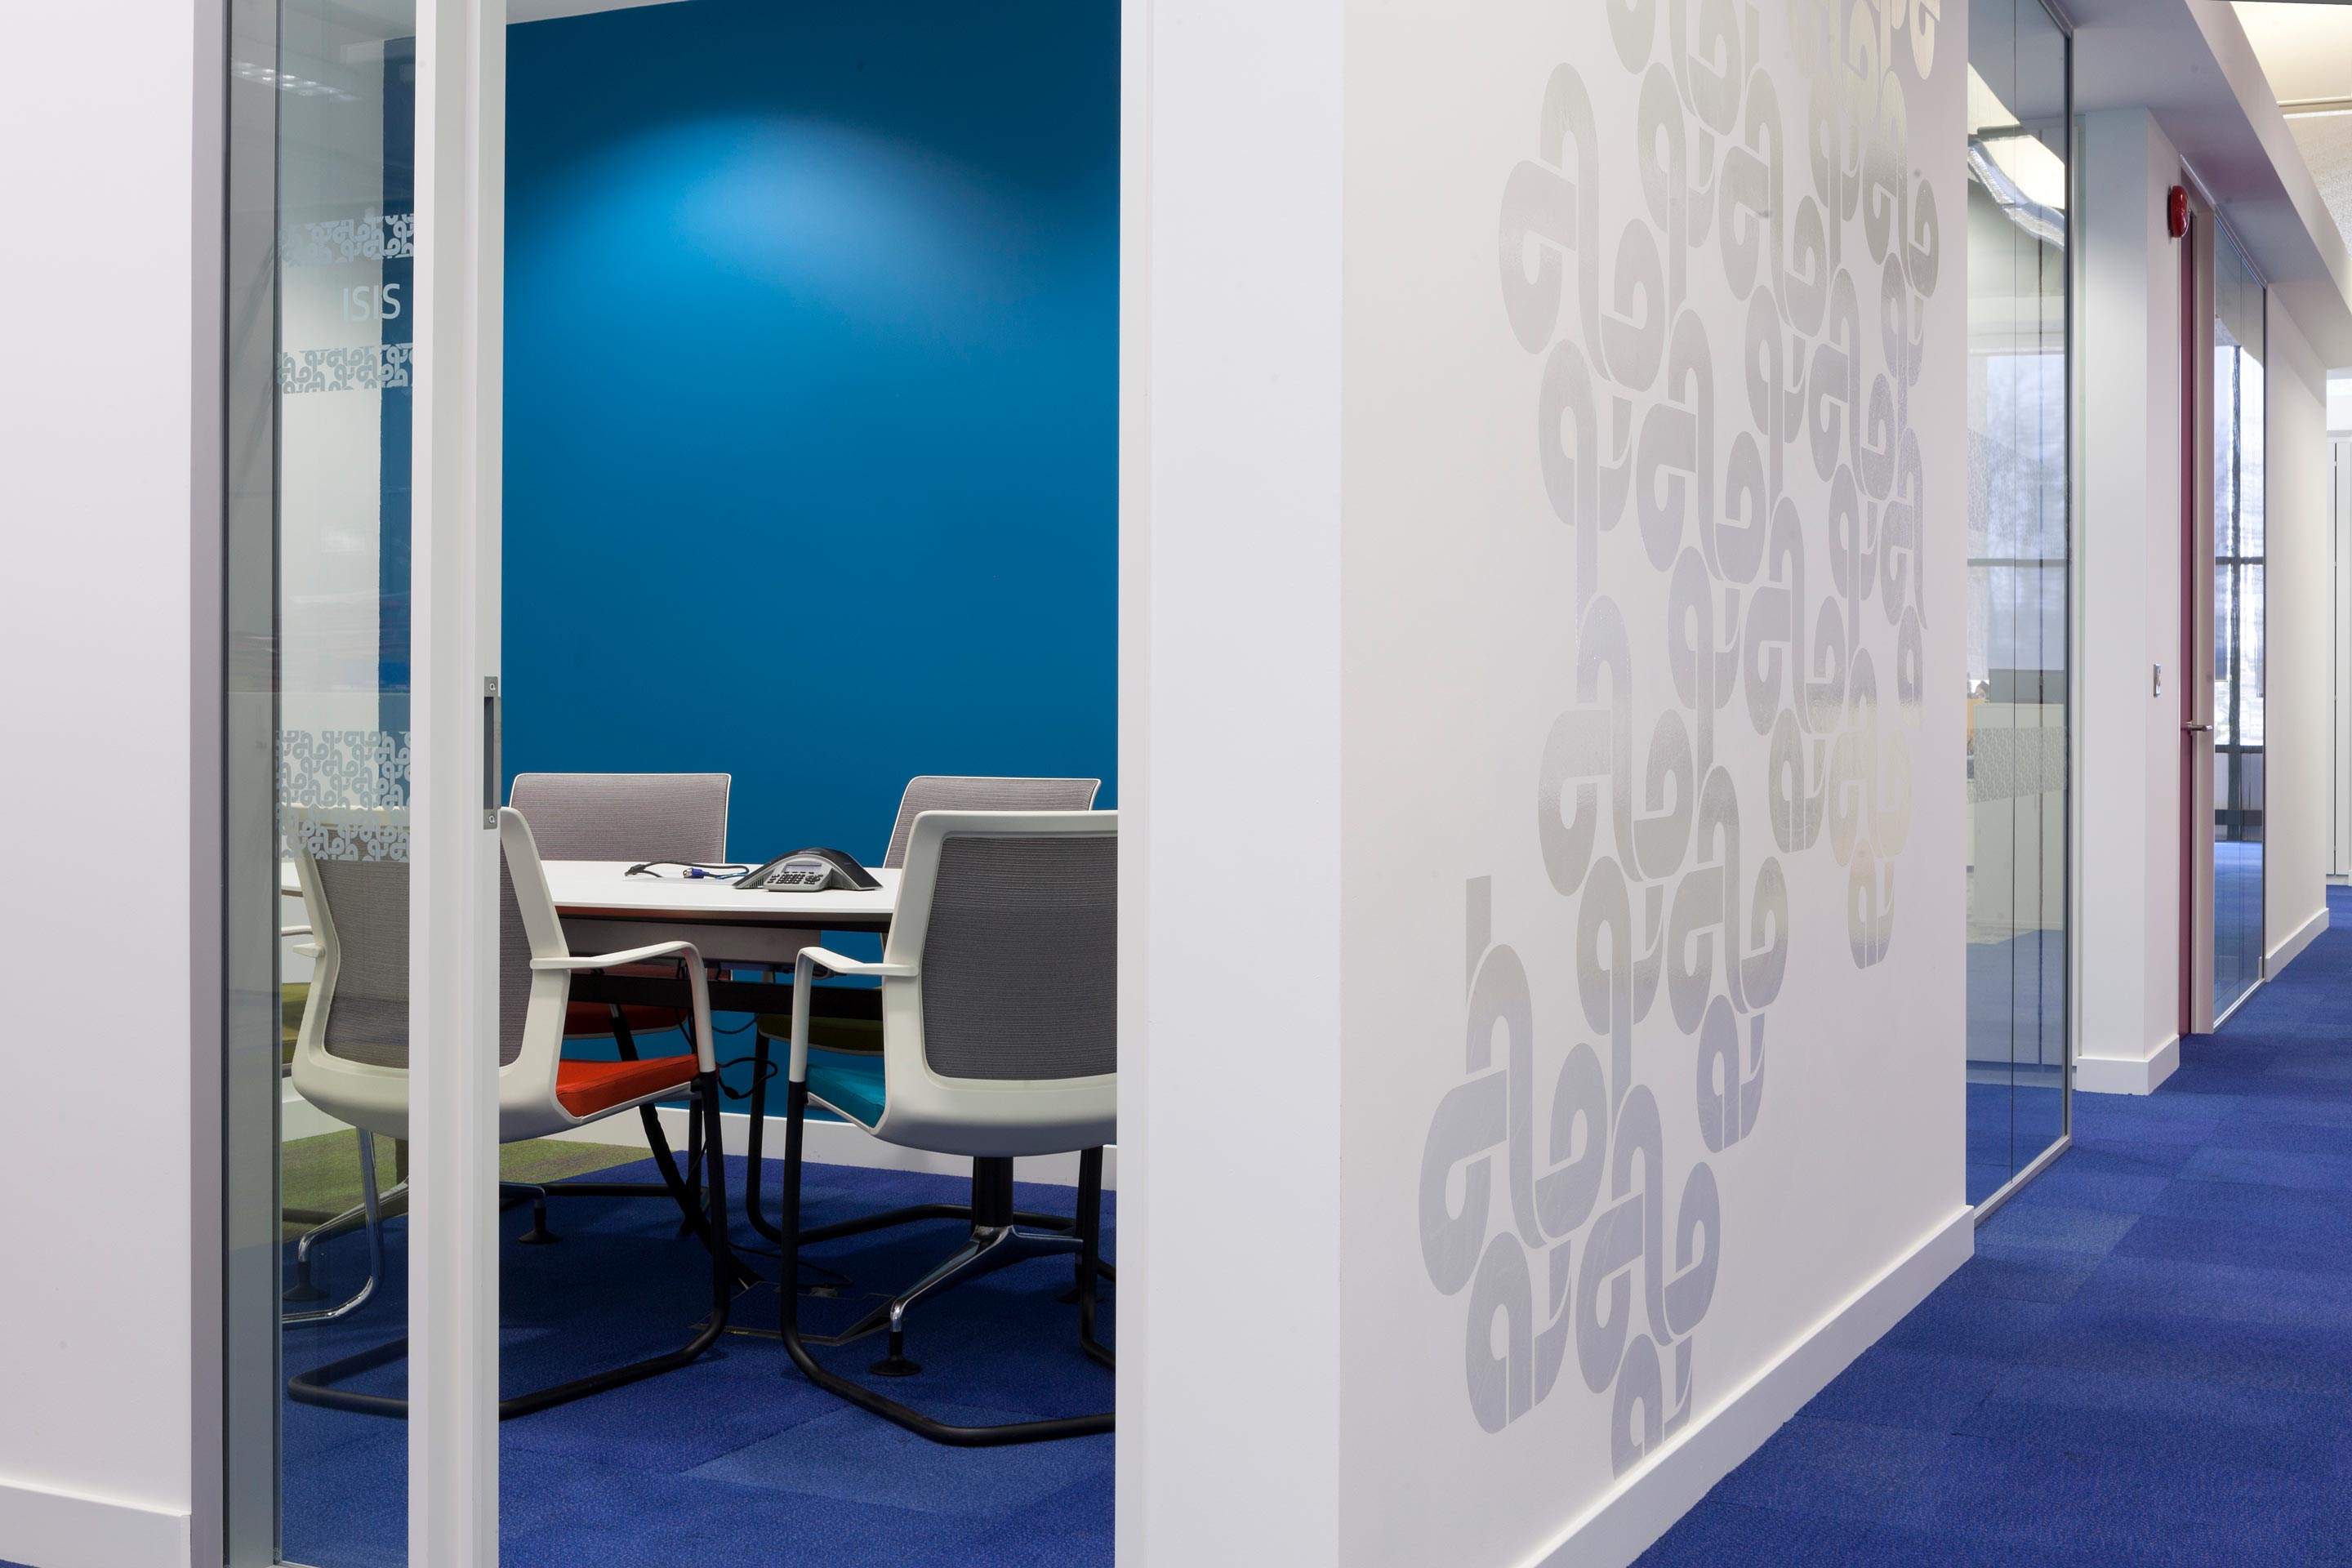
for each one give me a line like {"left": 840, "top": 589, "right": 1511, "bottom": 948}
{"left": 483, "top": 675, "right": 502, "bottom": 829}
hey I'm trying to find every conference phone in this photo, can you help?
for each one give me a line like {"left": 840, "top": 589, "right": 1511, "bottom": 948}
{"left": 736, "top": 848, "right": 881, "bottom": 893}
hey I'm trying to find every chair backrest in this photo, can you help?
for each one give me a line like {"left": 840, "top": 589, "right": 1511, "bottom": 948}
{"left": 886, "top": 811, "right": 1116, "bottom": 1085}
{"left": 306, "top": 853, "right": 413, "bottom": 1070}
{"left": 507, "top": 773, "right": 730, "bottom": 862}
{"left": 294, "top": 808, "right": 542, "bottom": 1073}
{"left": 882, "top": 776, "right": 1100, "bottom": 869}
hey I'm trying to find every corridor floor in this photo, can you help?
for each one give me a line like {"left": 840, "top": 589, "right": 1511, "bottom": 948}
{"left": 1641, "top": 883, "right": 2352, "bottom": 1566}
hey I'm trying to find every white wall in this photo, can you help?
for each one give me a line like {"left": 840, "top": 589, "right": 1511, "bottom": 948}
{"left": 0, "top": 7, "right": 201, "bottom": 1566}
{"left": 1118, "top": 0, "right": 1348, "bottom": 1561}
{"left": 1339, "top": 2, "right": 1969, "bottom": 1563}
{"left": 2074, "top": 107, "right": 2188, "bottom": 1094}
{"left": 2266, "top": 301, "right": 2332, "bottom": 969}
{"left": 2332, "top": 432, "right": 2352, "bottom": 879}
{"left": 2072, "top": 102, "right": 2339, "bottom": 1094}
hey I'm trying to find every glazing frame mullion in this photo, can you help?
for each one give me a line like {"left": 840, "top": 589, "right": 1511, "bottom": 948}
{"left": 220, "top": 0, "right": 287, "bottom": 1557}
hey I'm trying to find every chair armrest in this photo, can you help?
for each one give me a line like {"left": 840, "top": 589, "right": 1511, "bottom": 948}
{"left": 787, "top": 948, "right": 914, "bottom": 1084}
{"left": 532, "top": 942, "right": 704, "bottom": 972}
{"left": 795, "top": 947, "right": 915, "bottom": 980}
{"left": 280, "top": 924, "right": 312, "bottom": 938}
{"left": 532, "top": 941, "right": 715, "bottom": 1072}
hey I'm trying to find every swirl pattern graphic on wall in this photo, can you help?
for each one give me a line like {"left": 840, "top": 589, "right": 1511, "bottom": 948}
{"left": 1416, "top": 0, "right": 1938, "bottom": 1470}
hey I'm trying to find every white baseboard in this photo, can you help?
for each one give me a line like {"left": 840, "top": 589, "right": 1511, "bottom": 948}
{"left": 545, "top": 1104, "right": 1120, "bottom": 1190}
{"left": 2075, "top": 1035, "right": 2181, "bottom": 1096}
{"left": 2270, "top": 904, "right": 2329, "bottom": 977}
{"left": 283, "top": 1086, "right": 1116, "bottom": 1190}
{"left": 0, "top": 1475, "right": 189, "bottom": 1568}
{"left": 1524, "top": 1205, "right": 1976, "bottom": 1568}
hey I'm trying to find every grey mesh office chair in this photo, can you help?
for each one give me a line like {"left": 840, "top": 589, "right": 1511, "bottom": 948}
{"left": 507, "top": 771, "right": 731, "bottom": 864}
{"left": 880, "top": 776, "right": 1102, "bottom": 870}
{"left": 508, "top": 769, "right": 731, "bottom": 1045}
{"left": 279, "top": 818, "right": 404, "bottom": 1325}
{"left": 284, "top": 808, "right": 735, "bottom": 1419}
{"left": 507, "top": 772, "right": 733, "bottom": 1234}
{"left": 742, "top": 776, "right": 1100, "bottom": 1246}
{"left": 776, "top": 809, "right": 1116, "bottom": 1446}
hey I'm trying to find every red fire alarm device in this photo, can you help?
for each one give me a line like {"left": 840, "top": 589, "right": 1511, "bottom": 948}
{"left": 2167, "top": 185, "right": 2189, "bottom": 239}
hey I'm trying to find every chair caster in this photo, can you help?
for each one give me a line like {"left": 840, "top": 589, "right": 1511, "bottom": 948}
{"left": 871, "top": 1329, "right": 921, "bottom": 1379}
{"left": 284, "top": 1253, "right": 329, "bottom": 1302}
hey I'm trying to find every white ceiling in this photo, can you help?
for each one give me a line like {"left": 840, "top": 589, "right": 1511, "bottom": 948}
{"left": 2236, "top": 2, "right": 2352, "bottom": 285}
{"left": 2234, "top": 2, "right": 2352, "bottom": 106}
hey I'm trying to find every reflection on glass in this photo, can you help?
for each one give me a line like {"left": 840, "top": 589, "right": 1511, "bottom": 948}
{"left": 276, "top": 2, "right": 414, "bottom": 1560}
{"left": 1965, "top": 0, "right": 2069, "bottom": 1205}
{"left": 2213, "top": 233, "right": 2265, "bottom": 1014}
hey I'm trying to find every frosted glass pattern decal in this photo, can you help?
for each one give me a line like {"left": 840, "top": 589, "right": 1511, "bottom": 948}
{"left": 279, "top": 343, "right": 413, "bottom": 395}
{"left": 280, "top": 728, "right": 411, "bottom": 861}
{"left": 1417, "top": 0, "right": 1937, "bottom": 1467}
{"left": 279, "top": 209, "right": 416, "bottom": 265}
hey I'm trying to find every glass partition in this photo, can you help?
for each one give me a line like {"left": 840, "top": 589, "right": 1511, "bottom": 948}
{"left": 251, "top": 2, "right": 417, "bottom": 1560}
{"left": 1964, "top": 0, "right": 2071, "bottom": 1206}
{"left": 2213, "top": 230, "right": 2265, "bottom": 1015}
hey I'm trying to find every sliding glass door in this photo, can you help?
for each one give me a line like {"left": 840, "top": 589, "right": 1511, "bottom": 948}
{"left": 1963, "top": 0, "right": 2072, "bottom": 1207}
{"left": 274, "top": 4, "right": 418, "bottom": 1561}
{"left": 225, "top": 1, "right": 503, "bottom": 1561}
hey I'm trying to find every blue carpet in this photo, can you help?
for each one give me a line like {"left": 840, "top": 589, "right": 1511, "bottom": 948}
{"left": 281, "top": 1157, "right": 1113, "bottom": 1567}
{"left": 1642, "top": 881, "right": 2352, "bottom": 1566}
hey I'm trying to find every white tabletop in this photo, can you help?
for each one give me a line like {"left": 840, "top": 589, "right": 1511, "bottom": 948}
{"left": 541, "top": 861, "right": 899, "bottom": 927}
{"left": 280, "top": 858, "right": 897, "bottom": 964}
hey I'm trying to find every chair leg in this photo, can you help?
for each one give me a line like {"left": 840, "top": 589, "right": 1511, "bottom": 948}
{"left": 675, "top": 997, "right": 708, "bottom": 1237}
{"left": 608, "top": 1001, "right": 640, "bottom": 1060}
{"left": 776, "top": 1084, "right": 1112, "bottom": 1446}
{"left": 679, "top": 1102, "right": 706, "bottom": 1239}
{"left": 743, "top": 1031, "right": 1077, "bottom": 1254}
{"left": 493, "top": 1081, "right": 753, "bottom": 1290}
{"left": 743, "top": 1031, "right": 778, "bottom": 1241}
{"left": 504, "top": 1182, "right": 559, "bottom": 1245}
{"left": 863, "top": 1218, "right": 1078, "bottom": 1379}
{"left": 610, "top": 1000, "right": 717, "bottom": 1241}
{"left": 639, "top": 1091, "right": 710, "bottom": 1241}
{"left": 285, "top": 1129, "right": 404, "bottom": 1303}
{"left": 287, "top": 1072, "right": 737, "bottom": 1421}
{"left": 1076, "top": 1147, "right": 1112, "bottom": 1370}
{"left": 284, "top": 1131, "right": 387, "bottom": 1328}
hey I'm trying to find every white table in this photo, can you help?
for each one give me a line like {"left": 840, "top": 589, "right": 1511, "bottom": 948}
{"left": 281, "top": 858, "right": 898, "bottom": 982}
{"left": 540, "top": 860, "right": 898, "bottom": 968}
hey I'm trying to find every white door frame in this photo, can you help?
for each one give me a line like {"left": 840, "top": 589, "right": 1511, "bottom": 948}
{"left": 2332, "top": 434, "right": 2352, "bottom": 878}
{"left": 408, "top": 2, "right": 506, "bottom": 1561}
{"left": 400, "top": 6, "right": 1227, "bottom": 1561}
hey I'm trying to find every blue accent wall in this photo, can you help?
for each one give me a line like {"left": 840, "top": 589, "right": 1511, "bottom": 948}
{"left": 503, "top": 0, "right": 1119, "bottom": 866}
